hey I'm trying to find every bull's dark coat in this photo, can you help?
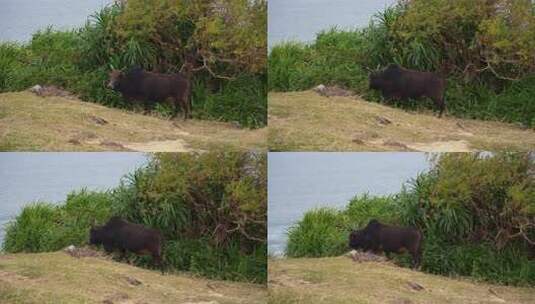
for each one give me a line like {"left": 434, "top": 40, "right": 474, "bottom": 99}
{"left": 349, "top": 219, "right": 423, "bottom": 268}
{"left": 369, "top": 64, "right": 446, "bottom": 117}
{"left": 90, "top": 217, "right": 164, "bottom": 273}
{"left": 108, "top": 67, "right": 192, "bottom": 119}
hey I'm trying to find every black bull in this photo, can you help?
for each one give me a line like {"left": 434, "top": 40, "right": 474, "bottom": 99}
{"left": 107, "top": 67, "right": 192, "bottom": 119}
{"left": 90, "top": 217, "right": 165, "bottom": 274}
{"left": 349, "top": 219, "right": 423, "bottom": 268}
{"left": 369, "top": 64, "right": 446, "bottom": 117}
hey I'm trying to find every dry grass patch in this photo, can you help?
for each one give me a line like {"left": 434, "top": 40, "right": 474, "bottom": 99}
{"left": 268, "top": 256, "right": 535, "bottom": 304}
{"left": 268, "top": 91, "right": 535, "bottom": 151}
{"left": 0, "top": 92, "right": 266, "bottom": 151}
{"left": 0, "top": 251, "right": 267, "bottom": 304}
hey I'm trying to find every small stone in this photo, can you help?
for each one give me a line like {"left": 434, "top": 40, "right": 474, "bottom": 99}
{"left": 68, "top": 138, "right": 81, "bottom": 145}
{"left": 407, "top": 281, "right": 424, "bottom": 291}
{"left": 29, "top": 85, "right": 43, "bottom": 95}
{"left": 89, "top": 115, "right": 108, "bottom": 125}
{"left": 125, "top": 276, "right": 142, "bottom": 286}
{"left": 375, "top": 115, "right": 392, "bottom": 125}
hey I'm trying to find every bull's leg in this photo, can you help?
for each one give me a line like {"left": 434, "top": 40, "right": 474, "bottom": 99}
{"left": 184, "top": 97, "right": 192, "bottom": 119}
{"left": 119, "top": 249, "right": 129, "bottom": 262}
{"left": 169, "top": 98, "right": 180, "bottom": 119}
{"left": 435, "top": 96, "right": 445, "bottom": 118}
{"left": 103, "top": 244, "right": 114, "bottom": 254}
{"left": 178, "top": 97, "right": 189, "bottom": 120}
{"left": 152, "top": 252, "right": 164, "bottom": 275}
{"left": 411, "top": 251, "right": 421, "bottom": 269}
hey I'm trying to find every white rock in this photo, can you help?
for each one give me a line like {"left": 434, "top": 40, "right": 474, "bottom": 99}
{"left": 314, "top": 84, "right": 326, "bottom": 92}
{"left": 29, "top": 85, "right": 42, "bottom": 94}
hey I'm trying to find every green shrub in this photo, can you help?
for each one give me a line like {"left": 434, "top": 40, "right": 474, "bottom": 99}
{"left": 286, "top": 208, "right": 348, "bottom": 258}
{"left": 2, "top": 190, "right": 112, "bottom": 253}
{"left": 286, "top": 153, "right": 535, "bottom": 286}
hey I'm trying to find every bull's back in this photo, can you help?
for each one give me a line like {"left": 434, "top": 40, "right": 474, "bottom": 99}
{"left": 378, "top": 226, "right": 421, "bottom": 252}
{"left": 116, "top": 224, "right": 161, "bottom": 251}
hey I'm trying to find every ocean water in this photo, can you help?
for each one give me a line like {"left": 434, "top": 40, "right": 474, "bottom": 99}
{"left": 268, "top": 152, "right": 431, "bottom": 256}
{"left": 268, "top": 0, "right": 398, "bottom": 48}
{"left": 0, "top": 0, "right": 114, "bottom": 42}
{"left": 0, "top": 153, "right": 148, "bottom": 246}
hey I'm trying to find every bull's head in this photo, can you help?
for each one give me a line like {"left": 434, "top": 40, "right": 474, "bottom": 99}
{"left": 89, "top": 227, "right": 102, "bottom": 245}
{"left": 349, "top": 229, "right": 365, "bottom": 250}
{"left": 367, "top": 64, "right": 383, "bottom": 90}
{"left": 369, "top": 73, "right": 381, "bottom": 90}
{"left": 107, "top": 70, "right": 123, "bottom": 90}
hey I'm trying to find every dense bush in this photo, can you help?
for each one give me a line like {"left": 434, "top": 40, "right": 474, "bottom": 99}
{"left": 2, "top": 152, "right": 267, "bottom": 283}
{"left": 286, "top": 153, "right": 535, "bottom": 286}
{"left": 3, "top": 190, "right": 112, "bottom": 253}
{"left": 0, "top": 0, "right": 267, "bottom": 128}
{"left": 269, "top": 0, "right": 535, "bottom": 127}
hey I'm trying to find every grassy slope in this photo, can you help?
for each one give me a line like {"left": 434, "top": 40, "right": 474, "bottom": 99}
{"left": 268, "top": 256, "right": 535, "bottom": 304}
{"left": 0, "top": 92, "right": 266, "bottom": 151}
{"left": 0, "top": 252, "right": 267, "bottom": 304}
{"left": 268, "top": 91, "right": 535, "bottom": 151}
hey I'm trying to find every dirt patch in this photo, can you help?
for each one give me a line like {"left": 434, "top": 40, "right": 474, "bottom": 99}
{"left": 406, "top": 140, "right": 472, "bottom": 152}
{"left": 122, "top": 139, "right": 192, "bottom": 152}
{"left": 102, "top": 292, "right": 134, "bottom": 304}
{"left": 270, "top": 274, "right": 316, "bottom": 288}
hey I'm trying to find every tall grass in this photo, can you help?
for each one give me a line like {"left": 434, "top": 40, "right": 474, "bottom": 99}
{"left": 286, "top": 153, "right": 535, "bottom": 286}
{"left": 2, "top": 152, "right": 267, "bottom": 284}
{"left": 3, "top": 190, "right": 112, "bottom": 253}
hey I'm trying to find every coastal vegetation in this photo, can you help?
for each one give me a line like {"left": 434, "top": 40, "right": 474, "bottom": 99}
{"left": 2, "top": 152, "right": 267, "bottom": 284}
{"left": 269, "top": 0, "right": 535, "bottom": 127}
{"left": 0, "top": 0, "right": 267, "bottom": 128}
{"left": 286, "top": 153, "right": 535, "bottom": 286}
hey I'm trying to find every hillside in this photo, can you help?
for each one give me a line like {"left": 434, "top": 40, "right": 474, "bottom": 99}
{"left": 268, "top": 91, "right": 535, "bottom": 151}
{"left": 0, "top": 251, "right": 266, "bottom": 304}
{"left": 0, "top": 92, "right": 266, "bottom": 151}
{"left": 268, "top": 256, "right": 535, "bottom": 304}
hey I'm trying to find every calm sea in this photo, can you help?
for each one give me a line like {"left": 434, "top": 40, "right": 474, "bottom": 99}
{"left": 268, "top": 152, "right": 431, "bottom": 256}
{"left": 0, "top": 0, "right": 114, "bottom": 42}
{"left": 268, "top": 0, "right": 398, "bottom": 48}
{"left": 0, "top": 153, "right": 148, "bottom": 246}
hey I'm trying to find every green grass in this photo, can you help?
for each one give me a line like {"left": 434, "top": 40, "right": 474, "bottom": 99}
{"left": 269, "top": 257, "right": 535, "bottom": 304}
{"left": 0, "top": 252, "right": 267, "bottom": 304}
